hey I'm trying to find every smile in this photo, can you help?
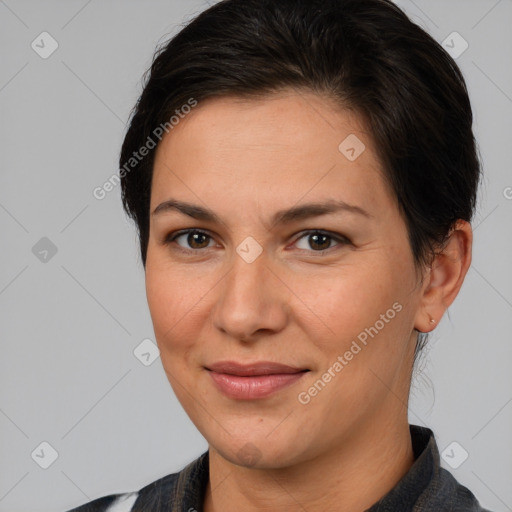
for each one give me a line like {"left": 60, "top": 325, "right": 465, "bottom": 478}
{"left": 205, "top": 361, "right": 310, "bottom": 400}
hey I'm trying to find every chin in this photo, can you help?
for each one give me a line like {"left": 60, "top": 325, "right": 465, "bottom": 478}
{"left": 208, "top": 428, "right": 309, "bottom": 470}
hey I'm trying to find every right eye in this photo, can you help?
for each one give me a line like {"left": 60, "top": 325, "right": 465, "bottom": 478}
{"left": 164, "top": 229, "right": 217, "bottom": 252}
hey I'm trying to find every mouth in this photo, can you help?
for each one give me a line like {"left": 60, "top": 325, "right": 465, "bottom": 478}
{"left": 205, "top": 361, "right": 310, "bottom": 400}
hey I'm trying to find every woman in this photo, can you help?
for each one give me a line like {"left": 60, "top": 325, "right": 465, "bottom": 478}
{"left": 67, "top": 0, "right": 491, "bottom": 510}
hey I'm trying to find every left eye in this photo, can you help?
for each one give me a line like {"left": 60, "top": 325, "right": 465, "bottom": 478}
{"left": 294, "top": 230, "right": 348, "bottom": 251}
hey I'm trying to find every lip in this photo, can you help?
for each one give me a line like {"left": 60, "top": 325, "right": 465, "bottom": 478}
{"left": 206, "top": 361, "right": 309, "bottom": 400}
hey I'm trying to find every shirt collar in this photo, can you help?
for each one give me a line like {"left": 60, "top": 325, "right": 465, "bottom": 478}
{"left": 367, "top": 424, "right": 437, "bottom": 511}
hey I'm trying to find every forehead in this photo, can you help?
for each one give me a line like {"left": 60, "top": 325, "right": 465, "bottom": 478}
{"left": 150, "top": 91, "right": 392, "bottom": 218}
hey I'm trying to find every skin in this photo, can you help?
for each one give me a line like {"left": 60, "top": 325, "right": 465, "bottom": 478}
{"left": 145, "top": 89, "right": 472, "bottom": 512}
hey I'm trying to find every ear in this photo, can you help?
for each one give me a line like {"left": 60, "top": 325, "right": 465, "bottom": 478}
{"left": 414, "top": 220, "right": 473, "bottom": 333}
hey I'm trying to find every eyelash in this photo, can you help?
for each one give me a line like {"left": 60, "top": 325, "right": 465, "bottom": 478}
{"left": 163, "top": 229, "right": 350, "bottom": 254}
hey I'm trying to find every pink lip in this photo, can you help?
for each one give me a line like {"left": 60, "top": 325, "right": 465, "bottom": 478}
{"left": 206, "top": 361, "right": 309, "bottom": 400}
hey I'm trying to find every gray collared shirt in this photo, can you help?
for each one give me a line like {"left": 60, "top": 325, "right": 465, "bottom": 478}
{"left": 66, "top": 425, "right": 492, "bottom": 511}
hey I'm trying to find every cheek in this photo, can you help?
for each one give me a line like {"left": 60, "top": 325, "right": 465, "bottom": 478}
{"left": 289, "top": 252, "right": 416, "bottom": 388}
{"left": 145, "top": 260, "right": 215, "bottom": 364}
{"left": 145, "top": 263, "right": 187, "bottom": 347}
{"left": 290, "top": 262, "right": 399, "bottom": 340}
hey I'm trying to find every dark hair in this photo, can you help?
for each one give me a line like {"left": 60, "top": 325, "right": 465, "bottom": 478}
{"left": 119, "top": 0, "right": 481, "bottom": 361}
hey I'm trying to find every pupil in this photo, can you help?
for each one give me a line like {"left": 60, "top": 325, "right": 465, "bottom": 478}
{"left": 189, "top": 232, "right": 208, "bottom": 248}
{"left": 310, "top": 233, "right": 330, "bottom": 250}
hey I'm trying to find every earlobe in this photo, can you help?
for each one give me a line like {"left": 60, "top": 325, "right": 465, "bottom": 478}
{"left": 413, "top": 220, "right": 473, "bottom": 333}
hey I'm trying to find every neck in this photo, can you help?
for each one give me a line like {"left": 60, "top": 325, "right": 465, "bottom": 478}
{"left": 203, "top": 416, "right": 414, "bottom": 512}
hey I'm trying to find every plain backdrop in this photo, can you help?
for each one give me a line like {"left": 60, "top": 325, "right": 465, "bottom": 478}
{"left": 0, "top": 1, "right": 511, "bottom": 511}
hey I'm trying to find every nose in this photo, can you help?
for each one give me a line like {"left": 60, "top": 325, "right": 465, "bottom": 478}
{"left": 212, "top": 248, "right": 289, "bottom": 343}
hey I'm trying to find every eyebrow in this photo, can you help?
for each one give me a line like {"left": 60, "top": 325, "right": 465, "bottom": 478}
{"left": 152, "top": 198, "right": 373, "bottom": 226}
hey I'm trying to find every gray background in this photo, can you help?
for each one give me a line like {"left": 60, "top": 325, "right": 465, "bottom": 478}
{"left": 0, "top": 1, "right": 511, "bottom": 511}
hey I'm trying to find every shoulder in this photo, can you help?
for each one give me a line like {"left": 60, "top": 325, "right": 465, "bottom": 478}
{"left": 419, "top": 466, "right": 493, "bottom": 511}
{"left": 64, "top": 472, "right": 181, "bottom": 512}
{"left": 379, "top": 425, "right": 494, "bottom": 512}
{"left": 64, "top": 452, "right": 208, "bottom": 512}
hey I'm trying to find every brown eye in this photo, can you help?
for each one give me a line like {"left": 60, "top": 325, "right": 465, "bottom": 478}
{"left": 165, "top": 229, "right": 215, "bottom": 251}
{"left": 186, "top": 231, "right": 211, "bottom": 249}
{"left": 308, "top": 233, "right": 331, "bottom": 251}
{"left": 294, "top": 230, "right": 349, "bottom": 252}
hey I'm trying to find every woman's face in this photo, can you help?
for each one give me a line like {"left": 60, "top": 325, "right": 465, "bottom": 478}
{"left": 145, "top": 90, "right": 426, "bottom": 468}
